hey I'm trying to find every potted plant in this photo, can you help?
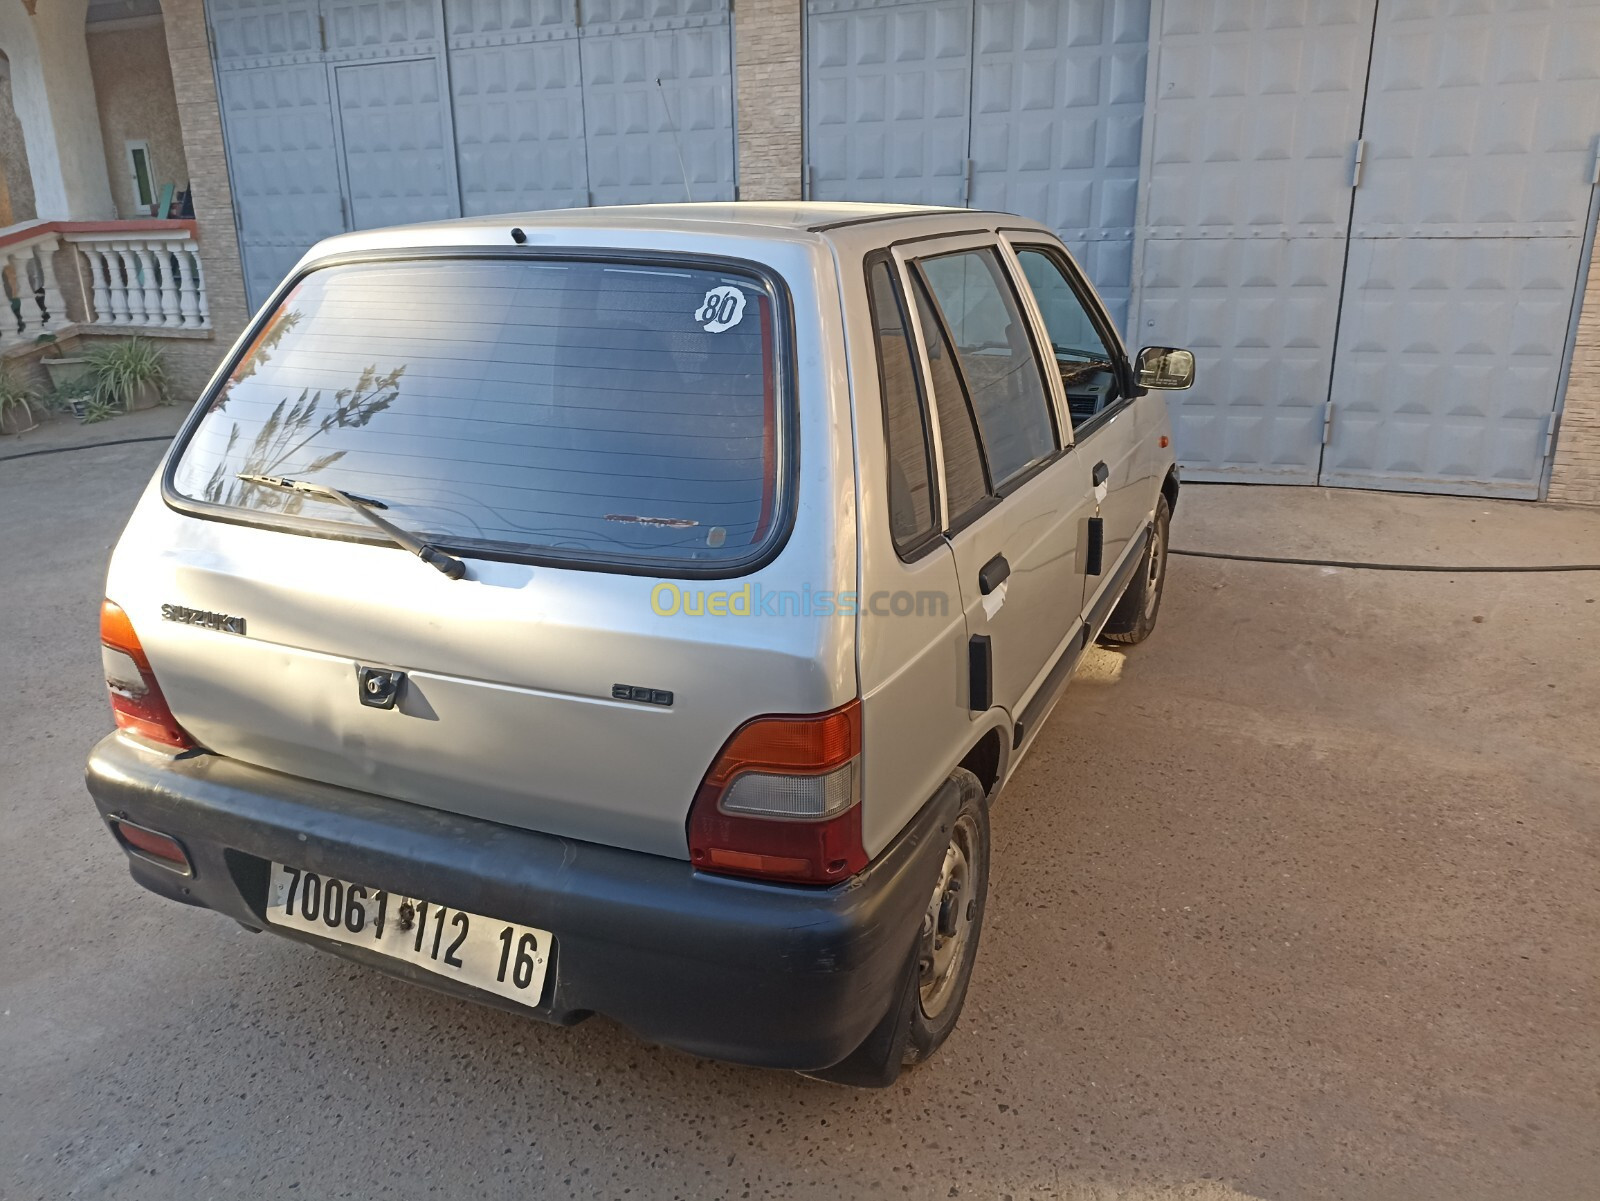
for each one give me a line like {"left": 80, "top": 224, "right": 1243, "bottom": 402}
{"left": 0, "top": 369, "right": 38, "bottom": 435}
{"left": 86, "top": 337, "right": 169, "bottom": 412}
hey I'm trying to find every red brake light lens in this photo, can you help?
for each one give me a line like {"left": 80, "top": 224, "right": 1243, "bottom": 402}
{"left": 100, "top": 600, "right": 195, "bottom": 750}
{"left": 687, "top": 701, "right": 867, "bottom": 886}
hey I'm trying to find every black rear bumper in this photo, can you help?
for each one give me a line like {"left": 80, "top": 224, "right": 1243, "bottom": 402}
{"left": 84, "top": 733, "right": 957, "bottom": 1071}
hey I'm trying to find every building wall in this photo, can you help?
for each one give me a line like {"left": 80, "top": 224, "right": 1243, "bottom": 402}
{"left": 734, "top": 0, "right": 802, "bottom": 202}
{"left": 86, "top": 20, "right": 189, "bottom": 220}
{"left": 1549, "top": 243, "right": 1600, "bottom": 506}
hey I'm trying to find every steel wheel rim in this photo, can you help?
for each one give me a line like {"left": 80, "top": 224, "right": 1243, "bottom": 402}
{"left": 918, "top": 813, "right": 980, "bottom": 1020}
{"left": 1143, "top": 521, "right": 1165, "bottom": 619}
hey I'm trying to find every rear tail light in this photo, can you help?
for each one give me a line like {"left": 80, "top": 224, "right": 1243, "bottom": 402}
{"left": 100, "top": 600, "right": 195, "bottom": 750}
{"left": 687, "top": 700, "right": 867, "bottom": 885}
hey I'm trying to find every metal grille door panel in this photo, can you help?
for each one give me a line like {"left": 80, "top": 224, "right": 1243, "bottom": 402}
{"left": 211, "top": 0, "right": 736, "bottom": 309}
{"left": 334, "top": 58, "right": 462, "bottom": 230}
{"left": 1321, "top": 236, "right": 1579, "bottom": 496}
{"left": 1323, "top": 0, "right": 1600, "bottom": 497}
{"left": 445, "top": 0, "right": 590, "bottom": 213}
{"left": 214, "top": 59, "right": 347, "bottom": 308}
{"left": 577, "top": 0, "right": 736, "bottom": 206}
{"left": 806, "top": 0, "right": 975, "bottom": 206}
{"left": 1136, "top": 1, "right": 1377, "bottom": 484}
{"left": 968, "top": 0, "right": 1150, "bottom": 330}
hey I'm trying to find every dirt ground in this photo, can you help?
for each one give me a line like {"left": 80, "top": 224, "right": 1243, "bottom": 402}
{"left": 3, "top": 423, "right": 1597, "bottom": 1200}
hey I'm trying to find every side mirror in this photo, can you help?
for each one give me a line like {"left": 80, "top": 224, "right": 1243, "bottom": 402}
{"left": 1135, "top": 346, "right": 1195, "bottom": 391}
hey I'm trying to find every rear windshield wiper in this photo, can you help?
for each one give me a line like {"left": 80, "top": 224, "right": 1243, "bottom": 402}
{"left": 237, "top": 474, "right": 467, "bottom": 580}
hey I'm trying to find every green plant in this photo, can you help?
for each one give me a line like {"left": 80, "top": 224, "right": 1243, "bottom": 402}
{"left": 37, "top": 381, "right": 88, "bottom": 415}
{"left": 80, "top": 396, "right": 122, "bottom": 424}
{"left": 85, "top": 337, "right": 169, "bottom": 410}
{"left": 0, "top": 369, "right": 37, "bottom": 432}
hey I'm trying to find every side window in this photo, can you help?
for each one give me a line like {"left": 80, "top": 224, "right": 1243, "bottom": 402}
{"left": 911, "top": 276, "right": 990, "bottom": 524}
{"left": 1016, "top": 247, "right": 1122, "bottom": 434}
{"left": 918, "top": 249, "right": 1059, "bottom": 488}
{"left": 866, "top": 259, "right": 938, "bottom": 553}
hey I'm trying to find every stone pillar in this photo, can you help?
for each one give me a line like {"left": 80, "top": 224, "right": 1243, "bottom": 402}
{"left": 0, "top": 0, "right": 115, "bottom": 219}
{"left": 160, "top": 0, "right": 250, "bottom": 346}
{"left": 1549, "top": 246, "right": 1600, "bottom": 505}
{"left": 735, "top": 0, "right": 803, "bottom": 202}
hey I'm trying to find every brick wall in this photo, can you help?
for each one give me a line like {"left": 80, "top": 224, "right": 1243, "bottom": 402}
{"left": 734, "top": 0, "right": 803, "bottom": 202}
{"left": 160, "top": 0, "right": 250, "bottom": 358}
{"left": 1549, "top": 244, "right": 1600, "bottom": 505}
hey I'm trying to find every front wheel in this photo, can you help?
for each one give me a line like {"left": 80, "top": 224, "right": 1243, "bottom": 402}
{"left": 1099, "top": 493, "right": 1170, "bottom": 646}
{"left": 803, "top": 768, "right": 991, "bottom": 1087}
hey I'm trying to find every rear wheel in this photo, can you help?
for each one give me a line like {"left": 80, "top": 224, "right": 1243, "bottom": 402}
{"left": 803, "top": 769, "right": 990, "bottom": 1087}
{"left": 1099, "top": 494, "right": 1170, "bottom": 646}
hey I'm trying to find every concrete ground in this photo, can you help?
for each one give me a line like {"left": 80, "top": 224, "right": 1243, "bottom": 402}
{"left": 2, "top": 436, "right": 1597, "bottom": 1201}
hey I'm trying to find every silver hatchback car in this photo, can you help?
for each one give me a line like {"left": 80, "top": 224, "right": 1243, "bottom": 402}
{"left": 86, "top": 203, "right": 1192, "bottom": 1086}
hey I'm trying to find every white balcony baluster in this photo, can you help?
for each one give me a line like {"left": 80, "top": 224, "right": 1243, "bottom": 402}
{"left": 174, "top": 245, "right": 200, "bottom": 328}
{"left": 135, "top": 243, "right": 163, "bottom": 326}
{"left": 106, "top": 244, "right": 131, "bottom": 325}
{"left": 55, "top": 223, "right": 210, "bottom": 331}
{"left": 85, "top": 247, "right": 111, "bottom": 324}
{"left": 116, "top": 243, "right": 145, "bottom": 323}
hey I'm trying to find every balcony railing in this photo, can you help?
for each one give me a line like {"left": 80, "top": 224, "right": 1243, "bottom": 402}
{"left": 0, "top": 220, "right": 68, "bottom": 353}
{"left": 0, "top": 218, "right": 211, "bottom": 354}
{"left": 60, "top": 221, "right": 210, "bottom": 331}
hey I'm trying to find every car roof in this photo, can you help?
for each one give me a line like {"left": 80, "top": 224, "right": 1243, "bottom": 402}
{"left": 296, "top": 202, "right": 1057, "bottom": 265}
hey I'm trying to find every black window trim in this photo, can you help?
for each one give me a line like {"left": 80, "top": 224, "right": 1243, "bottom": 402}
{"left": 908, "top": 246, "right": 1067, "bottom": 523}
{"left": 863, "top": 250, "right": 946, "bottom": 563}
{"left": 1006, "top": 235, "right": 1138, "bottom": 442}
{"left": 159, "top": 245, "right": 801, "bottom": 581}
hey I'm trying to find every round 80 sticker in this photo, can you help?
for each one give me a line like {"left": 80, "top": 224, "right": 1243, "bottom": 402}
{"left": 696, "top": 285, "right": 746, "bottom": 333}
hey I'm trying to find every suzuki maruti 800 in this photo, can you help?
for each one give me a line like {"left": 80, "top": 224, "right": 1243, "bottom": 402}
{"left": 86, "top": 204, "right": 1193, "bottom": 1085}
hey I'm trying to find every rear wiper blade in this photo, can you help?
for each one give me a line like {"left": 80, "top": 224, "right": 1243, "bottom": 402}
{"left": 237, "top": 473, "right": 467, "bottom": 580}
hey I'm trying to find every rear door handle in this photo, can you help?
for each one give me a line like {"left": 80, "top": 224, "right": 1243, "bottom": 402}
{"left": 1092, "top": 461, "right": 1110, "bottom": 487}
{"left": 979, "top": 552, "right": 1010, "bottom": 595}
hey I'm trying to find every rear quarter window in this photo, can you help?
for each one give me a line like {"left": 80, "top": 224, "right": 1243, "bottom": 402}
{"left": 168, "top": 255, "right": 788, "bottom": 573}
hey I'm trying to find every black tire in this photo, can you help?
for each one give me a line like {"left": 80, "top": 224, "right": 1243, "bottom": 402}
{"left": 1099, "top": 493, "right": 1170, "bottom": 646}
{"left": 804, "top": 768, "right": 990, "bottom": 1087}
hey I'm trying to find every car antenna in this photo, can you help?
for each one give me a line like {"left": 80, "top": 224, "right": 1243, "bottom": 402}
{"left": 655, "top": 77, "right": 693, "bottom": 203}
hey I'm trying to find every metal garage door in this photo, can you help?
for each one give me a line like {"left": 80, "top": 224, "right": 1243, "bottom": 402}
{"left": 1140, "top": 0, "right": 1600, "bottom": 497}
{"left": 1134, "top": 2, "right": 1377, "bottom": 484}
{"left": 1320, "top": 0, "right": 1600, "bottom": 499}
{"left": 211, "top": 0, "right": 736, "bottom": 310}
{"left": 805, "top": 0, "right": 1151, "bottom": 330}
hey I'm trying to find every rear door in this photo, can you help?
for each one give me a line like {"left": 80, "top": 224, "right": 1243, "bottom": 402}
{"left": 1008, "top": 237, "right": 1153, "bottom": 612}
{"left": 896, "top": 234, "right": 1094, "bottom": 717}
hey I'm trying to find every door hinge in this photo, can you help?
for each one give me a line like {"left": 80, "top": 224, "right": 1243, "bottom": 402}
{"left": 804, "top": 162, "right": 815, "bottom": 200}
{"left": 1351, "top": 139, "right": 1367, "bottom": 188}
{"left": 1542, "top": 412, "right": 1560, "bottom": 460}
{"left": 574, "top": 0, "right": 583, "bottom": 28}
{"left": 318, "top": 13, "right": 327, "bottom": 51}
{"left": 962, "top": 158, "right": 975, "bottom": 207}
{"left": 338, "top": 194, "right": 349, "bottom": 228}
{"left": 1321, "top": 401, "right": 1335, "bottom": 446}
{"left": 1590, "top": 136, "right": 1600, "bottom": 185}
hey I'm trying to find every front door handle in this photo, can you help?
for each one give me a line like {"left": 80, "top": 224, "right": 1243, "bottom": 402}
{"left": 1092, "top": 461, "right": 1110, "bottom": 487}
{"left": 979, "top": 552, "right": 1010, "bottom": 595}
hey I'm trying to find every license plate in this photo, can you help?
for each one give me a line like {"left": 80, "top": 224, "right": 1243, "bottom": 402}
{"left": 265, "top": 864, "right": 552, "bottom": 1008}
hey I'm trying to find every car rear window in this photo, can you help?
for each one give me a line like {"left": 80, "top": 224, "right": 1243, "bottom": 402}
{"left": 169, "top": 255, "right": 786, "bottom": 571}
